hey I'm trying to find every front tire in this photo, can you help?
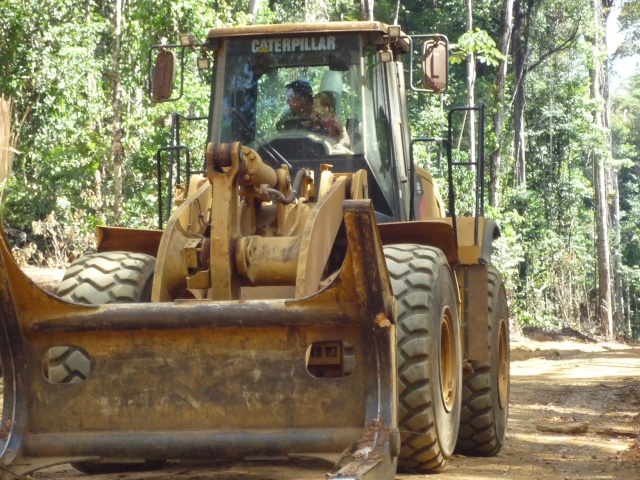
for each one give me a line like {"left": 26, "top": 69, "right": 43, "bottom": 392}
{"left": 384, "top": 244, "right": 462, "bottom": 472}
{"left": 456, "top": 267, "right": 510, "bottom": 456}
{"left": 57, "top": 251, "right": 156, "bottom": 304}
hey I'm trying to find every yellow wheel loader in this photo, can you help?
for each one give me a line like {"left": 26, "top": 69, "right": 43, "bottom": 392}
{"left": 0, "top": 22, "right": 509, "bottom": 479}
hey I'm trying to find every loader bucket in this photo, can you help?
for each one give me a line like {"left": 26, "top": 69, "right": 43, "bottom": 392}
{"left": 0, "top": 200, "right": 398, "bottom": 480}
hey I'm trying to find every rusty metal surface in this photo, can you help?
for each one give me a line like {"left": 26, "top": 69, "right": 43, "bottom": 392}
{"left": 377, "top": 220, "right": 458, "bottom": 264}
{"left": 206, "top": 142, "right": 242, "bottom": 300}
{"left": 207, "top": 21, "right": 391, "bottom": 40}
{"left": 24, "top": 429, "right": 363, "bottom": 458}
{"left": 458, "top": 264, "right": 490, "bottom": 364}
{"left": 456, "top": 216, "right": 482, "bottom": 265}
{"left": 96, "top": 226, "right": 163, "bottom": 257}
{"left": 152, "top": 177, "right": 212, "bottom": 302}
{"left": 236, "top": 236, "right": 301, "bottom": 285}
{"left": 295, "top": 177, "right": 348, "bottom": 298}
{"left": 414, "top": 166, "right": 446, "bottom": 218}
{"left": 0, "top": 199, "right": 398, "bottom": 480}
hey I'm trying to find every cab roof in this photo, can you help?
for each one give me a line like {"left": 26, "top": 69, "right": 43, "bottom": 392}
{"left": 206, "top": 21, "right": 410, "bottom": 53}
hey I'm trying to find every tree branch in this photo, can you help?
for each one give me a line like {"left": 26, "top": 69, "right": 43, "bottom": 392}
{"left": 528, "top": 22, "right": 581, "bottom": 73}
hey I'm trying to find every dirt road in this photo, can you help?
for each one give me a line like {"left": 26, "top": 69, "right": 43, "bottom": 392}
{"left": 31, "top": 334, "right": 639, "bottom": 480}
{"left": 414, "top": 335, "right": 640, "bottom": 480}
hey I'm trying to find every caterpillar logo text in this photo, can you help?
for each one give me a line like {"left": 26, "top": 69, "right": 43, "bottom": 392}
{"left": 251, "top": 36, "right": 336, "bottom": 53}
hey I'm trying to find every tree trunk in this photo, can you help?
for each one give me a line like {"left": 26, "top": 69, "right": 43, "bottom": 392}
{"left": 249, "top": 0, "right": 261, "bottom": 24}
{"left": 466, "top": 0, "right": 476, "bottom": 175}
{"left": 361, "top": 0, "right": 374, "bottom": 21}
{"left": 601, "top": 7, "right": 622, "bottom": 334}
{"left": 591, "top": 0, "right": 613, "bottom": 338}
{"left": 0, "top": 96, "right": 19, "bottom": 210}
{"left": 393, "top": 0, "right": 401, "bottom": 24}
{"left": 112, "top": 0, "right": 123, "bottom": 221}
{"left": 489, "top": 0, "right": 515, "bottom": 207}
{"left": 610, "top": 170, "right": 623, "bottom": 331}
{"left": 594, "top": 156, "right": 613, "bottom": 338}
{"left": 512, "top": 0, "right": 527, "bottom": 186}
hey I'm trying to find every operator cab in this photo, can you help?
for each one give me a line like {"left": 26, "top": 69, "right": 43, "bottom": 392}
{"left": 208, "top": 24, "right": 411, "bottom": 222}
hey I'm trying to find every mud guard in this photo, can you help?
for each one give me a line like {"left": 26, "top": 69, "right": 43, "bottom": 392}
{"left": 0, "top": 200, "right": 398, "bottom": 480}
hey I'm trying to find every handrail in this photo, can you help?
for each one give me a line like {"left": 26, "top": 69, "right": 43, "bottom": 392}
{"left": 447, "top": 102, "right": 485, "bottom": 245}
{"left": 409, "top": 103, "right": 486, "bottom": 248}
{"left": 156, "top": 145, "right": 191, "bottom": 229}
{"left": 155, "top": 113, "right": 209, "bottom": 229}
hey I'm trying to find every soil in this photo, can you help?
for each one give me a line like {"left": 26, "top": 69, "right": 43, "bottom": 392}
{"left": 421, "top": 333, "right": 640, "bottom": 480}
{"left": 23, "top": 331, "right": 637, "bottom": 480}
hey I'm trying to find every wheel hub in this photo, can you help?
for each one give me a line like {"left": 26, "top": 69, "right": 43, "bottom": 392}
{"left": 498, "top": 321, "right": 509, "bottom": 409}
{"left": 439, "top": 307, "right": 457, "bottom": 412}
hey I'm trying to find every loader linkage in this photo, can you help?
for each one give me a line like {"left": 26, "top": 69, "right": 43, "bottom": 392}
{"left": 0, "top": 200, "right": 398, "bottom": 480}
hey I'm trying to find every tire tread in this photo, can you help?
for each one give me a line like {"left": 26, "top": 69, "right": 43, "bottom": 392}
{"left": 385, "top": 244, "right": 460, "bottom": 472}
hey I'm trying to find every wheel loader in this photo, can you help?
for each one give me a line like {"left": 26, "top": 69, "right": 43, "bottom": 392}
{"left": 0, "top": 22, "right": 509, "bottom": 479}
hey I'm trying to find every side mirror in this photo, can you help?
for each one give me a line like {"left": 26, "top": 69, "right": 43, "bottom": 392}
{"left": 421, "top": 39, "right": 448, "bottom": 93}
{"left": 153, "top": 50, "right": 176, "bottom": 103}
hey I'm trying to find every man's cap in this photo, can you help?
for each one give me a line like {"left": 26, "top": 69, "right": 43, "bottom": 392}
{"left": 285, "top": 80, "right": 313, "bottom": 100}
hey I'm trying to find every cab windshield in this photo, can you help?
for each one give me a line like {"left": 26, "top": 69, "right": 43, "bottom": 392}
{"left": 215, "top": 33, "right": 397, "bottom": 219}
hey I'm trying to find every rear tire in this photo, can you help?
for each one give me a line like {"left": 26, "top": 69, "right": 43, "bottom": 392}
{"left": 55, "top": 251, "right": 159, "bottom": 475}
{"left": 455, "top": 267, "right": 510, "bottom": 456}
{"left": 384, "top": 244, "right": 462, "bottom": 472}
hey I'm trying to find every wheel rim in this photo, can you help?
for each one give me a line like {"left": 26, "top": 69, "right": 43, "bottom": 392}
{"left": 497, "top": 321, "right": 509, "bottom": 409}
{"left": 439, "top": 307, "right": 457, "bottom": 412}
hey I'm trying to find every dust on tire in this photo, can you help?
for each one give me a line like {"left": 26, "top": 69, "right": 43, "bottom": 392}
{"left": 384, "top": 244, "right": 462, "bottom": 472}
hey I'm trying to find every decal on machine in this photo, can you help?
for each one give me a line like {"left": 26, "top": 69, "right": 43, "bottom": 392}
{"left": 251, "top": 36, "right": 337, "bottom": 53}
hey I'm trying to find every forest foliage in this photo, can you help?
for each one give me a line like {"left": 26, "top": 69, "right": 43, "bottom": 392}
{"left": 1, "top": 0, "right": 640, "bottom": 338}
